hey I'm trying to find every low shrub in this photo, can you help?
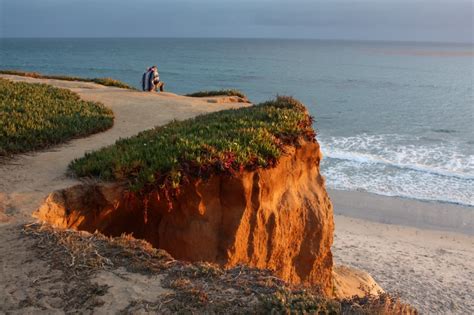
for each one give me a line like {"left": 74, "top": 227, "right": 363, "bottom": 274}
{"left": 186, "top": 89, "right": 247, "bottom": 99}
{"left": 0, "top": 78, "right": 114, "bottom": 156}
{"left": 258, "top": 289, "right": 340, "bottom": 314}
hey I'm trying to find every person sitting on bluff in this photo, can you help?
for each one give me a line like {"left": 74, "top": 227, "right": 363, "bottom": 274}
{"left": 142, "top": 65, "right": 164, "bottom": 92}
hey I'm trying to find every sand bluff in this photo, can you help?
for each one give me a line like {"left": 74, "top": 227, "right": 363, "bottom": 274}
{"left": 35, "top": 139, "right": 335, "bottom": 295}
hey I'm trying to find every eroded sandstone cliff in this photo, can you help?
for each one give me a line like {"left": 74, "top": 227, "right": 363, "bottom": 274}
{"left": 35, "top": 139, "right": 335, "bottom": 295}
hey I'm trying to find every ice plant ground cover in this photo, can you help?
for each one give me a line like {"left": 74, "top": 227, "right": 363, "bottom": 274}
{"left": 69, "top": 96, "right": 314, "bottom": 191}
{"left": 0, "top": 78, "right": 114, "bottom": 156}
{"left": 186, "top": 89, "right": 247, "bottom": 99}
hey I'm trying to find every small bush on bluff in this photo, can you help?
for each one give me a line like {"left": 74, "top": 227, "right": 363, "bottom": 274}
{"left": 186, "top": 89, "right": 247, "bottom": 99}
{"left": 0, "top": 78, "right": 114, "bottom": 156}
{"left": 69, "top": 96, "right": 315, "bottom": 191}
{"left": 0, "top": 69, "right": 136, "bottom": 90}
{"left": 257, "top": 289, "right": 340, "bottom": 314}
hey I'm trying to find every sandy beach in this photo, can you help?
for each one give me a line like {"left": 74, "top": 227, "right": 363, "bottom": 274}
{"left": 330, "top": 189, "right": 474, "bottom": 313}
{"left": 333, "top": 211, "right": 473, "bottom": 314}
{"left": 330, "top": 190, "right": 474, "bottom": 313}
{"left": 1, "top": 75, "right": 473, "bottom": 314}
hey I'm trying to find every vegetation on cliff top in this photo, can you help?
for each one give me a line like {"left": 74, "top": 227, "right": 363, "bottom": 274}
{"left": 69, "top": 96, "right": 314, "bottom": 191}
{"left": 186, "top": 89, "right": 247, "bottom": 99}
{"left": 0, "top": 78, "right": 114, "bottom": 156}
{"left": 0, "top": 69, "right": 136, "bottom": 90}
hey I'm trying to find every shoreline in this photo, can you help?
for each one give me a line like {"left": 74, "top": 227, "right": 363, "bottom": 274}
{"left": 328, "top": 188, "right": 473, "bottom": 235}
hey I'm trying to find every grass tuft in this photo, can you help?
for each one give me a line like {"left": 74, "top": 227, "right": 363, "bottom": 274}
{"left": 186, "top": 89, "right": 247, "bottom": 99}
{"left": 69, "top": 96, "right": 314, "bottom": 191}
{"left": 0, "top": 78, "right": 114, "bottom": 156}
{"left": 0, "top": 69, "right": 136, "bottom": 90}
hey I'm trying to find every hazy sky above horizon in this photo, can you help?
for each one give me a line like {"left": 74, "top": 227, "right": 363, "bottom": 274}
{"left": 1, "top": 0, "right": 472, "bottom": 43}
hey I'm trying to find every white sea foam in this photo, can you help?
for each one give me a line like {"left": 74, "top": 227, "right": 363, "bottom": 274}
{"left": 319, "top": 134, "right": 474, "bottom": 206}
{"left": 324, "top": 147, "right": 474, "bottom": 180}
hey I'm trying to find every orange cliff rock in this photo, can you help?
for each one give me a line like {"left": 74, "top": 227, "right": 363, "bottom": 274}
{"left": 34, "top": 139, "right": 335, "bottom": 295}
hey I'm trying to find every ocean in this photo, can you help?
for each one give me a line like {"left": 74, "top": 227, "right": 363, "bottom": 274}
{"left": 1, "top": 38, "right": 473, "bottom": 206}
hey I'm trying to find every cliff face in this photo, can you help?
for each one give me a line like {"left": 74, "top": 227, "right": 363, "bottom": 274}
{"left": 34, "top": 139, "right": 335, "bottom": 295}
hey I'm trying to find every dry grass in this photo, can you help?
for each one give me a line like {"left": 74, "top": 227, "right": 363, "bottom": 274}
{"left": 22, "top": 223, "right": 417, "bottom": 314}
{"left": 22, "top": 223, "right": 173, "bottom": 277}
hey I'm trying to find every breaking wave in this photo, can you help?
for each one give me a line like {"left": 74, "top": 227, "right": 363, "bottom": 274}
{"left": 319, "top": 134, "right": 474, "bottom": 206}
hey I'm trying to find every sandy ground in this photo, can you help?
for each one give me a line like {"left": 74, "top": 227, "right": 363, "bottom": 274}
{"left": 1, "top": 74, "right": 473, "bottom": 314}
{"left": 329, "top": 190, "right": 474, "bottom": 313}
{"left": 329, "top": 189, "right": 474, "bottom": 235}
{"left": 333, "top": 215, "right": 474, "bottom": 314}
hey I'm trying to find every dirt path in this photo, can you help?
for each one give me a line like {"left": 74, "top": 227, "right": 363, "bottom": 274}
{"left": 0, "top": 75, "right": 249, "bottom": 313}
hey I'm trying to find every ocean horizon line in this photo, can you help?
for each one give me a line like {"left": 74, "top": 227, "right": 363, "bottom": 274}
{"left": 1, "top": 36, "right": 473, "bottom": 46}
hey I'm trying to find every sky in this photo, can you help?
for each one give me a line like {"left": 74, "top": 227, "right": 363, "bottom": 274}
{"left": 0, "top": 0, "right": 473, "bottom": 43}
